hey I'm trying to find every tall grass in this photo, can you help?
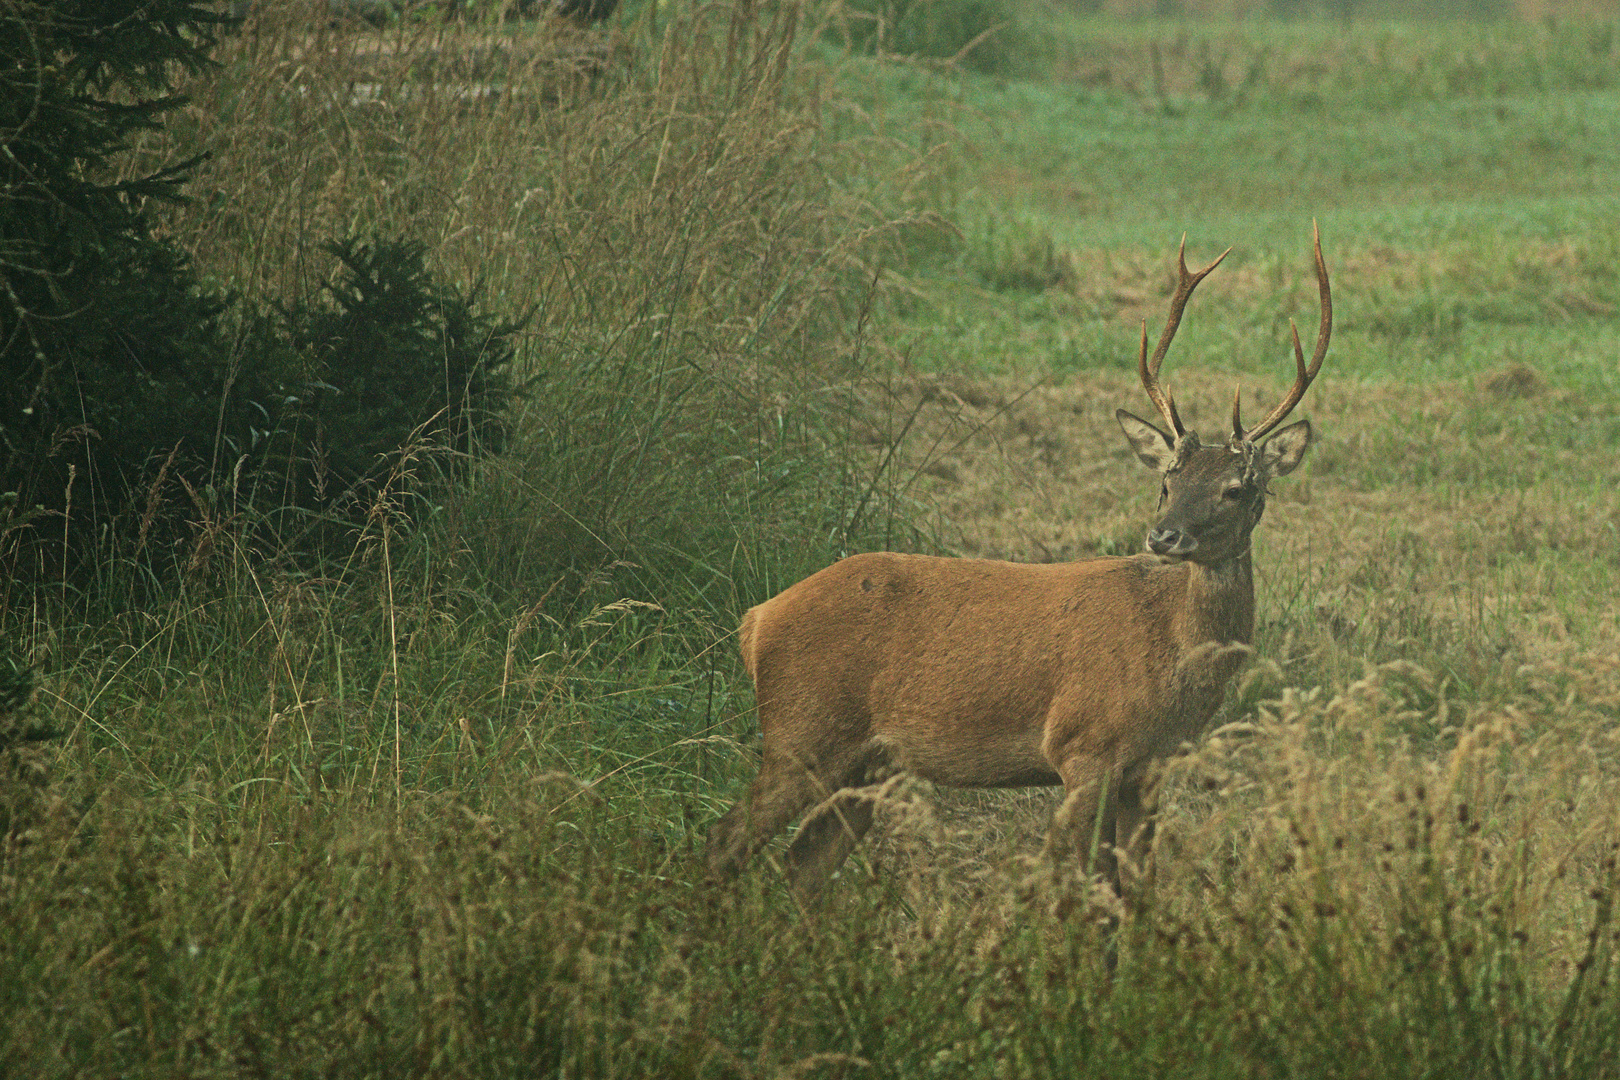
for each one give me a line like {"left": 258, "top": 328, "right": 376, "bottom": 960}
{"left": 101, "top": 0, "right": 943, "bottom": 628}
{"left": 3, "top": 656, "right": 1616, "bottom": 1077}
{"left": 1, "top": 0, "right": 925, "bottom": 804}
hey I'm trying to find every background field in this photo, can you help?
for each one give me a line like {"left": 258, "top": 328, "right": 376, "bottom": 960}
{"left": 3, "top": 2, "right": 1620, "bottom": 1077}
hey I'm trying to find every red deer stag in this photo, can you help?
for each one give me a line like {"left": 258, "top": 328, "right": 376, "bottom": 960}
{"left": 708, "top": 226, "right": 1331, "bottom": 902}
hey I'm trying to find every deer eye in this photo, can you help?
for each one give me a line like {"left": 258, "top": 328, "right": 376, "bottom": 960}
{"left": 1221, "top": 485, "right": 1245, "bottom": 501}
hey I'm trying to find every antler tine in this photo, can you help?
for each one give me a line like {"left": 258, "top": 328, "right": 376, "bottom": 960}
{"left": 1230, "top": 384, "right": 1244, "bottom": 443}
{"left": 1137, "top": 321, "right": 1181, "bottom": 437}
{"left": 1241, "top": 221, "right": 1332, "bottom": 444}
{"left": 1139, "top": 237, "right": 1230, "bottom": 439}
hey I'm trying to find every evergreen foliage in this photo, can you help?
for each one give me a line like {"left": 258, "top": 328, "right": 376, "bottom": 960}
{"left": 268, "top": 237, "right": 520, "bottom": 512}
{"left": 0, "top": 0, "right": 227, "bottom": 523}
{"left": 0, "top": 3, "right": 520, "bottom": 577}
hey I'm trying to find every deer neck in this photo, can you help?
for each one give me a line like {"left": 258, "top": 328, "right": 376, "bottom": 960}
{"left": 1179, "top": 550, "right": 1254, "bottom": 647}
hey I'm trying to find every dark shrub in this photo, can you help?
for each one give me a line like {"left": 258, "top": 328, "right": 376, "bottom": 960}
{"left": 240, "top": 236, "right": 522, "bottom": 531}
{"left": 0, "top": 2, "right": 521, "bottom": 583}
{"left": 0, "top": 0, "right": 227, "bottom": 536}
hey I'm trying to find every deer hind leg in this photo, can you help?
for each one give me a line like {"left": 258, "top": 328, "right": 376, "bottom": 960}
{"left": 784, "top": 785, "right": 880, "bottom": 901}
{"left": 706, "top": 749, "right": 865, "bottom": 883}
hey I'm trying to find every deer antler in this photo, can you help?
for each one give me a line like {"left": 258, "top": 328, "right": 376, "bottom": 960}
{"left": 1140, "top": 238, "right": 1230, "bottom": 439}
{"left": 1232, "top": 221, "right": 1332, "bottom": 444}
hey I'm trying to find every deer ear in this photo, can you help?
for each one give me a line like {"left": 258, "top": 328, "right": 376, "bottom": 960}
{"left": 1116, "top": 409, "right": 1177, "bottom": 471}
{"left": 1261, "top": 419, "right": 1312, "bottom": 476}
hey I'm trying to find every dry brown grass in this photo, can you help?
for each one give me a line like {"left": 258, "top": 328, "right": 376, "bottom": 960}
{"left": 137, "top": 0, "right": 934, "bottom": 386}
{"left": 801, "top": 655, "right": 1620, "bottom": 1004}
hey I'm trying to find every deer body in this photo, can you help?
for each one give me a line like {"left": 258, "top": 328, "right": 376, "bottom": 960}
{"left": 738, "top": 550, "right": 1251, "bottom": 791}
{"left": 708, "top": 227, "right": 1331, "bottom": 900}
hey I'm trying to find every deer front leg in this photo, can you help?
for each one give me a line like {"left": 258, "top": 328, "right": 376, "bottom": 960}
{"left": 1051, "top": 756, "right": 1123, "bottom": 897}
{"left": 1113, "top": 771, "right": 1158, "bottom": 904}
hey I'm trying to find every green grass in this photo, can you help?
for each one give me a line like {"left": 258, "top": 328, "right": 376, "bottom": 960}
{"left": 869, "top": 14, "right": 1620, "bottom": 387}
{"left": 5, "top": 6, "right": 1620, "bottom": 1078}
{"left": 943, "top": 77, "right": 1620, "bottom": 219}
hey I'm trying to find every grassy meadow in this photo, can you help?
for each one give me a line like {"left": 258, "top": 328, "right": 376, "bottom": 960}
{"left": 4, "top": 3, "right": 1620, "bottom": 1076}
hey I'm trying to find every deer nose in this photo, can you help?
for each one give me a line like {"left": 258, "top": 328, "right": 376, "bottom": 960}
{"left": 1147, "top": 527, "right": 1198, "bottom": 557}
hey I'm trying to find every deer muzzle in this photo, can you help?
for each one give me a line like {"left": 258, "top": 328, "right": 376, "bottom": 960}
{"left": 1146, "top": 527, "right": 1198, "bottom": 557}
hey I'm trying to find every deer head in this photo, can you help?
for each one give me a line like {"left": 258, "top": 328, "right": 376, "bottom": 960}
{"left": 1116, "top": 223, "right": 1331, "bottom": 566}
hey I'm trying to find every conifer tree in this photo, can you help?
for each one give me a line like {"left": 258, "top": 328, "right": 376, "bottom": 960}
{"left": 0, "top": 0, "right": 226, "bottom": 528}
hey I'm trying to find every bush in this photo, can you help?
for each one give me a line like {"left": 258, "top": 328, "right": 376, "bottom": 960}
{"left": 0, "top": 225, "right": 520, "bottom": 580}
{"left": 124, "top": 0, "right": 934, "bottom": 624}
{"left": 237, "top": 236, "right": 520, "bottom": 535}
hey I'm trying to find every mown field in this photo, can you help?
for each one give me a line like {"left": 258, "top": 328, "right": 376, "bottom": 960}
{"left": 3, "top": 3, "right": 1620, "bottom": 1077}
